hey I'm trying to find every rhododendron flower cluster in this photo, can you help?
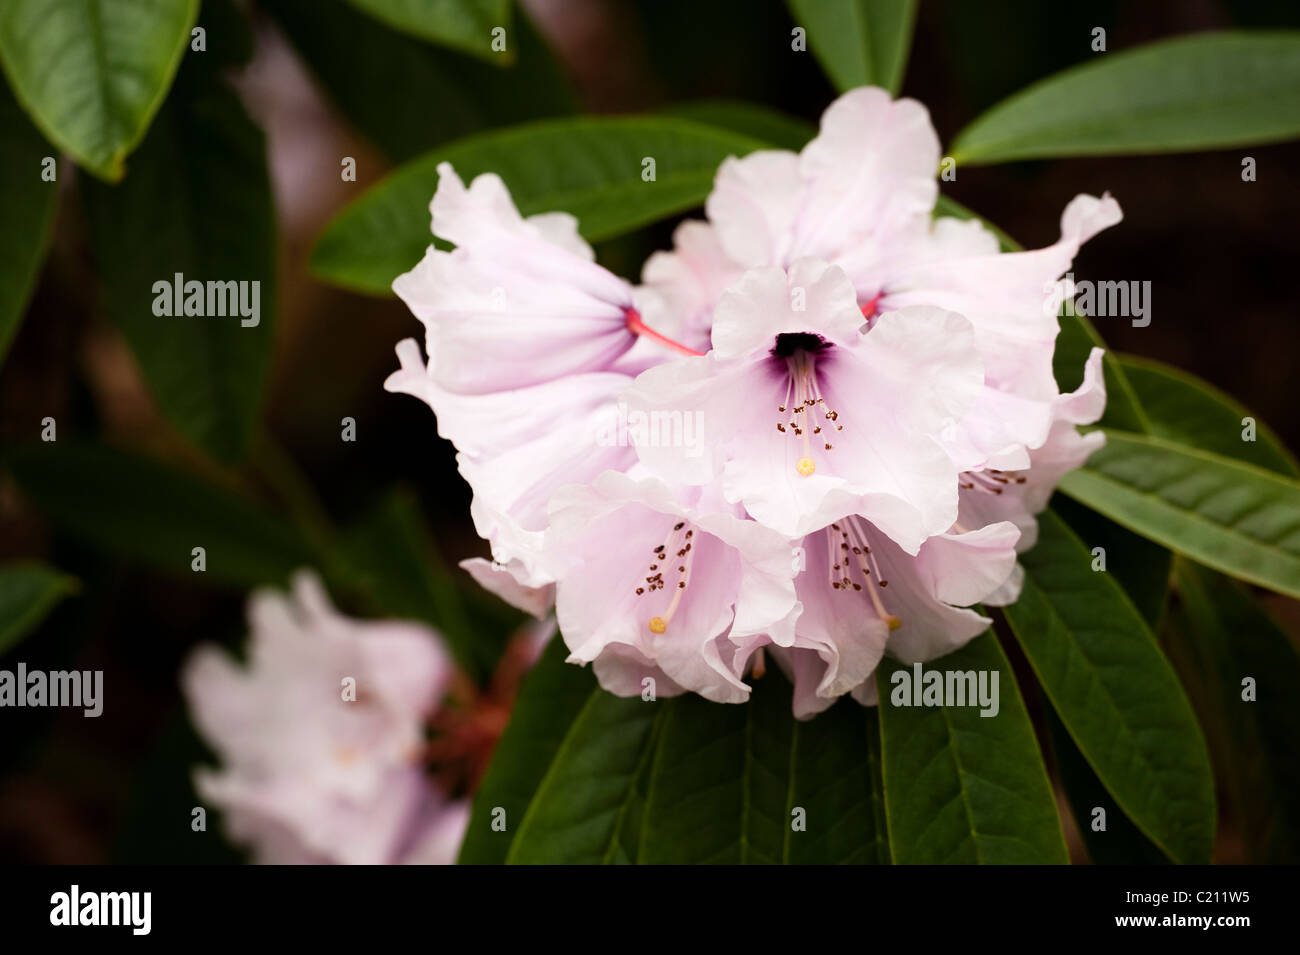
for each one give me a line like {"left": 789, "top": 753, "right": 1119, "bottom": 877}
{"left": 389, "top": 87, "right": 1117, "bottom": 719}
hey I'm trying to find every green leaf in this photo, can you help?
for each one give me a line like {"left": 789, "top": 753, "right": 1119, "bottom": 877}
{"left": 1002, "top": 510, "right": 1216, "bottom": 863}
{"left": 1053, "top": 496, "right": 1172, "bottom": 629}
{"left": 950, "top": 31, "right": 1300, "bottom": 165}
{"left": 264, "top": 0, "right": 573, "bottom": 163}
{"left": 0, "top": 0, "right": 199, "bottom": 181}
{"left": 506, "top": 691, "right": 664, "bottom": 864}
{"left": 458, "top": 636, "right": 598, "bottom": 864}
{"left": 1044, "top": 706, "right": 1169, "bottom": 864}
{"left": 339, "top": 489, "right": 502, "bottom": 682}
{"left": 311, "top": 117, "right": 765, "bottom": 296}
{"left": 344, "top": 0, "right": 511, "bottom": 62}
{"left": 4, "top": 444, "right": 313, "bottom": 589}
{"left": 636, "top": 672, "right": 887, "bottom": 864}
{"left": 0, "top": 562, "right": 78, "bottom": 655}
{"left": 876, "top": 632, "right": 1067, "bottom": 864}
{"left": 1059, "top": 429, "right": 1300, "bottom": 599}
{"left": 1168, "top": 559, "right": 1300, "bottom": 863}
{"left": 1119, "top": 354, "right": 1300, "bottom": 478}
{"left": 469, "top": 644, "right": 888, "bottom": 864}
{"left": 81, "top": 59, "right": 276, "bottom": 464}
{"left": 0, "top": 82, "right": 58, "bottom": 366}
{"left": 662, "top": 100, "right": 815, "bottom": 152}
{"left": 786, "top": 0, "right": 918, "bottom": 95}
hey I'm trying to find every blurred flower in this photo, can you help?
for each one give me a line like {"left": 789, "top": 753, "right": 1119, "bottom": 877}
{"left": 183, "top": 571, "right": 467, "bottom": 864}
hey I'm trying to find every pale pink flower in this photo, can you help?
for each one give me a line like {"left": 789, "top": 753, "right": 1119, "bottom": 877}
{"left": 767, "top": 513, "right": 1020, "bottom": 719}
{"left": 543, "top": 470, "right": 801, "bottom": 704}
{"left": 387, "top": 164, "right": 697, "bottom": 600}
{"left": 624, "top": 258, "right": 983, "bottom": 548}
{"left": 183, "top": 572, "right": 467, "bottom": 865}
{"left": 642, "top": 87, "right": 1121, "bottom": 472}
{"left": 957, "top": 348, "right": 1108, "bottom": 552}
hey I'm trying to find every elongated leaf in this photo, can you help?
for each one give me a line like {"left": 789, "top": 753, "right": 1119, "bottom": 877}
{"left": 265, "top": 0, "right": 572, "bottom": 163}
{"left": 1059, "top": 430, "right": 1300, "bottom": 599}
{"left": 1168, "top": 560, "right": 1300, "bottom": 863}
{"left": 0, "top": 0, "right": 198, "bottom": 181}
{"left": 506, "top": 692, "right": 664, "bottom": 864}
{"left": 485, "top": 650, "right": 888, "bottom": 864}
{"left": 786, "top": 0, "right": 918, "bottom": 94}
{"left": 950, "top": 31, "right": 1300, "bottom": 165}
{"left": 662, "top": 100, "right": 815, "bottom": 152}
{"left": 1002, "top": 510, "right": 1215, "bottom": 863}
{"left": 458, "top": 637, "right": 597, "bottom": 864}
{"left": 345, "top": 0, "right": 511, "bottom": 62}
{"left": 0, "top": 84, "right": 58, "bottom": 365}
{"left": 1120, "top": 354, "right": 1300, "bottom": 478}
{"left": 0, "top": 562, "right": 78, "bottom": 655}
{"left": 1044, "top": 706, "right": 1169, "bottom": 864}
{"left": 81, "top": 58, "right": 276, "bottom": 463}
{"left": 876, "top": 633, "right": 1066, "bottom": 864}
{"left": 4, "top": 444, "right": 312, "bottom": 588}
{"left": 311, "top": 117, "right": 765, "bottom": 295}
{"left": 637, "top": 672, "right": 886, "bottom": 864}
{"left": 1053, "top": 496, "right": 1171, "bottom": 629}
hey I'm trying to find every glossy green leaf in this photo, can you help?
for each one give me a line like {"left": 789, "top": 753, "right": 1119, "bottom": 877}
{"left": 1168, "top": 559, "right": 1300, "bottom": 863}
{"left": 345, "top": 0, "right": 511, "bottom": 62}
{"left": 506, "top": 691, "right": 664, "bottom": 864}
{"left": 81, "top": 59, "right": 276, "bottom": 464}
{"left": 950, "top": 31, "right": 1300, "bottom": 165}
{"left": 786, "top": 0, "right": 918, "bottom": 94}
{"left": 0, "top": 562, "right": 78, "bottom": 655}
{"left": 1053, "top": 496, "right": 1172, "bottom": 629}
{"left": 1002, "top": 510, "right": 1215, "bottom": 863}
{"left": 0, "top": 0, "right": 198, "bottom": 181}
{"left": 1120, "top": 354, "right": 1300, "bottom": 478}
{"left": 474, "top": 647, "right": 888, "bottom": 864}
{"left": 311, "top": 117, "right": 765, "bottom": 295}
{"left": 876, "top": 633, "right": 1067, "bottom": 864}
{"left": 0, "top": 83, "right": 58, "bottom": 366}
{"left": 458, "top": 637, "right": 599, "bottom": 864}
{"left": 265, "top": 0, "right": 573, "bottom": 162}
{"left": 4, "top": 444, "right": 312, "bottom": 589}
{"left": 661, "top": 100, "right": 815, "bottom": 152}
{"left": 1059, "top": 430, "right": 1300, "bottom": 599}
{"left": 637, "top": 673, "right": 887, "bottom": 864}
{"left": 1044, "top": 706, "right": 1169, "bottom": 864}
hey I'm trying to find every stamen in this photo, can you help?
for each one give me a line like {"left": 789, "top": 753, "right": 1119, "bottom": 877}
{"left": 960, "top": 468, "right": 1027, "bottom": 495}
{"left": 778, "top": 348, "right": 842, "bottom": 478}
{"left": 827, "top": 517, "right": 902, "bottom": 630}
{"left": 636, "top": 518, "right": 699, "bottom": 633}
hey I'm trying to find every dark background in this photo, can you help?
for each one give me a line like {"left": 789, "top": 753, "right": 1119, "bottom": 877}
{"left": 1, "top": 0, "right": 1296, "bottom": 862}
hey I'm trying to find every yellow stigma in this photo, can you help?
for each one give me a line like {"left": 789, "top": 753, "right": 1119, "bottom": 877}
{"left": 648, "top": 616, "right": 667, "bottom": 634}
{"left": 885, "top": 614, "right": 902, "bottom": 631}
{"left": 796, "top": 456, "right": 816, "bottom": 477}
